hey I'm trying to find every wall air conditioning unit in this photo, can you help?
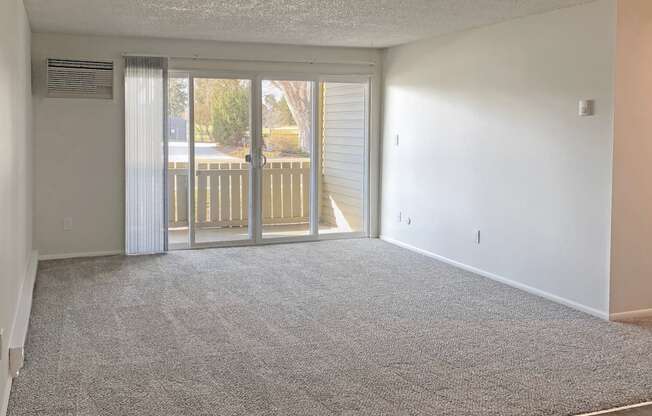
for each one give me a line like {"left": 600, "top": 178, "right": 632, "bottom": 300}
{"left": 47, "top": 58, "right": 114, "bottom": 99}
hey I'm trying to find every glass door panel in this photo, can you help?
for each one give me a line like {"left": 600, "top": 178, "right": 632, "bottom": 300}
{"left": 318, "top": 81, "right": 367, "bottom": 234}
{"left": 167, "top": 73, "right": 191, "bottom": 249}
{"left": 260, "top": 80, "right": 314, "bottom": 239}
{"left": 192, "top": 78, "right": 253, "bottom": 244}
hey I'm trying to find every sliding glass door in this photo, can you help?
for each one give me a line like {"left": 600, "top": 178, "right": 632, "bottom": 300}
{"left": 192, "top": 77, "right": 253, "bottom": 245}
{"left": 261, "top": 79, "right": 315, "bottom": 239}
{"left": 318, "top": 81, "right": 368, "bottom": 235}
{"left": 166, "top": 73, "right": 369, "bottom": 249}
{"left": 167, "top": 74, "right": 255, "bottom": 248}
{"left": 167, "top": 73, "right": 191, "bottom": 249}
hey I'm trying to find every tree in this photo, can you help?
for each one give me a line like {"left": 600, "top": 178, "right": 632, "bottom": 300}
{"left": 167, "top": 78, "right": 188, "bottom": 119}
{"left": 270, "top": 81, "right": 311, "bottom": 152}
{"left": 193, "top": 78, "right": 214, "bottom": 141}
{"left": 211, "top": 79, "right": 250, "bottom": 147}
{"left": 263, "top": 94, "right": 294, "bottom": 128}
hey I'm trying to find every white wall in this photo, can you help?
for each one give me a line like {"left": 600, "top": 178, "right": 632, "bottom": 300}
{"left": 31, "top": 33, "right": 382, "bottom": 257}
{"left": 0, "top": 0, "right": 33, "bottom": 411}
{"left": 381, "top": 0, "right": 616, "bottom": 316}
{"left": 610, "top": 0, "right": 652, "bottom": 317}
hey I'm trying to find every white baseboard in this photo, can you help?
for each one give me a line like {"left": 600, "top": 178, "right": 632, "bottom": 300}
{"left": 610, "top": 308, "right": 652, "bottom": 322}
{"left": 379, "top": 236, "right": 609, "bottom": 320}
{"left": 1, "top": 377, "right": 11, "bottom": 416}
{"left": 10, "top": 249, "right": 38, "bottom": 351}
{"left": 2, "top": 249, "right": 38, "bottom": 416}
{"left": 578, "top": 401, "right": 652, "bottom": 415}
{"left": 39, "top": 250, "right": 122, "bottom": 261}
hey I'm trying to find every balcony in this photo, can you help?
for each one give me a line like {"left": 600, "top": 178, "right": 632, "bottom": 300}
{"left": 168, "top": 159, "right": 359, "bottom": 246}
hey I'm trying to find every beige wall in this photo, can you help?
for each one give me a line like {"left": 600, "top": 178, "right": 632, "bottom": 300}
{"left": 0, "top": 0, "right": 33, "bottom": 410}
{"left": 31, "top": 33, "right": 382, "bottom": 257}
{"left": 610, "top": 0, "right": 652, "bottom": 315}
{"left": 381, "top": 0, "right": 616, "bottom": 317}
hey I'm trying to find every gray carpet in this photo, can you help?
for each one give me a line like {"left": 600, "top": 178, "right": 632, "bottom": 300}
{"left": 8, "top": 239, "right": 652, "bottom": 416}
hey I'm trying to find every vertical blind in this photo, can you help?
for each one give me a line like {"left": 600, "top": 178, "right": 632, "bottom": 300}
{"left": 124, "top": 56, "right": 167, "bottom": 254}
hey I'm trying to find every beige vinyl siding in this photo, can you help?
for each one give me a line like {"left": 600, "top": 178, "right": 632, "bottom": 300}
{"left": 321, "top": 82, "right": 366, "bottom": 232}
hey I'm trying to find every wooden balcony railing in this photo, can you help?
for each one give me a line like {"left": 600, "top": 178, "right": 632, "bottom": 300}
{"left": 168, "top": 159, "right": 310, "bottom": 229}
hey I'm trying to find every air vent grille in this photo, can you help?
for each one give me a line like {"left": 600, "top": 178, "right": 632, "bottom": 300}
{"left": 47, "top": 58, "right": 114, "bottom": 99}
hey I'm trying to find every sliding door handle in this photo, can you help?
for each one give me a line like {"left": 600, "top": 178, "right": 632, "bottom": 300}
{"left": 244, "top": 154, "right": 267, "bottom": 167}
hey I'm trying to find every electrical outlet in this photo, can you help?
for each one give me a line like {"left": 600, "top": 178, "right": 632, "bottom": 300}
{"left": 63, "top": 217, "right": 73, "bottom": 231}
{"left": 579, "top": 99, "right": 595, "bottom": 117}
{"left": 476, "top": 230, "right": 481, "bottom": 244}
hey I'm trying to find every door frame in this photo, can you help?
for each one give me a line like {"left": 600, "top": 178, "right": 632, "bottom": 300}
{"left": 256, "top": 74, "right": 320, "bottom": 245}
{"left": 188, "top": 71, "right": 257, "bottom": 249}
{"left": 317, "top": 75, "right": 372, "bottom": 240}
{"left": 168, "top": 69, "right": 372, "bottom": 250}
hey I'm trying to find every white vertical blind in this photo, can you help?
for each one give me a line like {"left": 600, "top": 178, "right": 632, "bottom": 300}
{"left": 125, "top": 56, "right": 167, "bottom": 254}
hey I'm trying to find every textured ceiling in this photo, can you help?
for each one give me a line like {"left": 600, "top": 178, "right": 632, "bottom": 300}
{"left": 24, "top": 0, "right": 595, "bottom": 48}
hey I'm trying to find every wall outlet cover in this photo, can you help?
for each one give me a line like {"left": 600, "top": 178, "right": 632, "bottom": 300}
{"left": 579, "top": 99, "right": 595, "bottom": 117}
{"left": 9, "top": 347, "right": 25, "bottom": 378}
